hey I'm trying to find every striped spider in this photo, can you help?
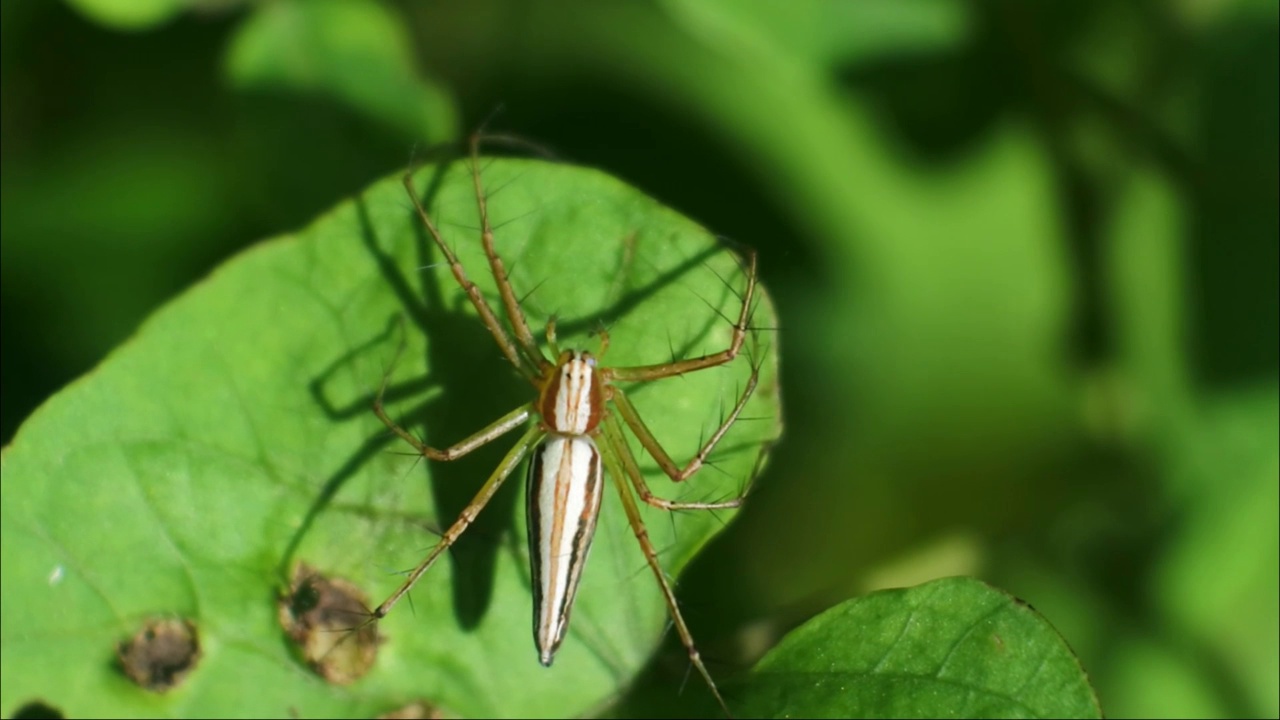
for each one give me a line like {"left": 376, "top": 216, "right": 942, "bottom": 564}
{"left": 372, "top": 135, "right": 764, "bottom": 715}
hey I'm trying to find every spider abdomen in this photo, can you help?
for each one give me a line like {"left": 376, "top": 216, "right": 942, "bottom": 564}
{"left": 526, "top": 434, "right": 604, "bottom": 665}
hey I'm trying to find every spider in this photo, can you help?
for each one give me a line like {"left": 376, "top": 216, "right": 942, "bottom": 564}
{"left": 371, "top": 134, "right": 765, "bottom": 715}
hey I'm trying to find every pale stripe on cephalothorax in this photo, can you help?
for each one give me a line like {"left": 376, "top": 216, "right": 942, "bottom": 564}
{"left": 549, "top": 352, "right": 598, "bottom": 434}
{"left": 527, "top": 435, "right": 604, "bottom": 665}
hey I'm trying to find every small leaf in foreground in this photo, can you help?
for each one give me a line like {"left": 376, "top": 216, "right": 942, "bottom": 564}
{"left": 738, "top": 576, "right": 1101, "bottom": 719}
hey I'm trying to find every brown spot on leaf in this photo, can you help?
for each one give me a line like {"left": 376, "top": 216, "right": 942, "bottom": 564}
{"left": 116, "top": 617, "right": 201, "bottom": 692}
{"left": 278, "top": 563, "right": 379, "bottom": 684}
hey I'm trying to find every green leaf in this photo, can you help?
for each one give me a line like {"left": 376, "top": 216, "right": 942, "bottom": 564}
{"left": 63, "top": 0, "right": 184, "bottom": 30}
{"left": 224, "top": 0, "right": 457, "bottom": 141}
{"left": 0, "top": 156, "right": 780, "bottom": 718}
{"left": 737, "top": 577, "right": 1101, "bottom": 718}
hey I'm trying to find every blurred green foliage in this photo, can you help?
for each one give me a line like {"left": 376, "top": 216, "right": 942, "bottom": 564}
{"left": 2, "top": 0, "right": 1275, "bottom": 718}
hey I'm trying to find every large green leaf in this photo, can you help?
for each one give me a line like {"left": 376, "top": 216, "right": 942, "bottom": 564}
{"left": 738, "top": 577, "right": 1101, "bottom": 718}
{"left": 0, "top": 156, "right": 781, "bottom": 718}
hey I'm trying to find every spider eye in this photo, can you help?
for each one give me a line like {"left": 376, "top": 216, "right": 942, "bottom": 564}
{"left": 582, "top": 352, "right": 597, "bottom": 367}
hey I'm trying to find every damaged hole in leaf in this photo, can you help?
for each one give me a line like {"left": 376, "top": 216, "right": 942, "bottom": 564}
{"left": 116, "top": 617, "right": 201, "bottom": 692}
{"left": 278, "top": 563, "right": 379, "bottom": 684}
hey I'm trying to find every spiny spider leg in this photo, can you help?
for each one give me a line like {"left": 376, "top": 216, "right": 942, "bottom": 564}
{"left": 467, "top": 132, "right": 548, "bottom": 373}
{"left": 604, "top": 351, "right": 760, "bottom": 509}
{"left": 597, "top": 440, "right": 732, "bottom": 716}
{"left": 603, "top": 249, "right": 757, "bottom": 382}
{"left": 371, "top": 319, "right": 532, "bottom": 461}
{"left": 371, "top": 425, "right": 545, "bottom": 621}
{"left": 403, "top": 166, "right": 541, "bottom": 383}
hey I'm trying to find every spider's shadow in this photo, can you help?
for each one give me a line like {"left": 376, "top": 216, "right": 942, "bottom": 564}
{"left": 285, "top": 146, "right": 730, "bottom": 635}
